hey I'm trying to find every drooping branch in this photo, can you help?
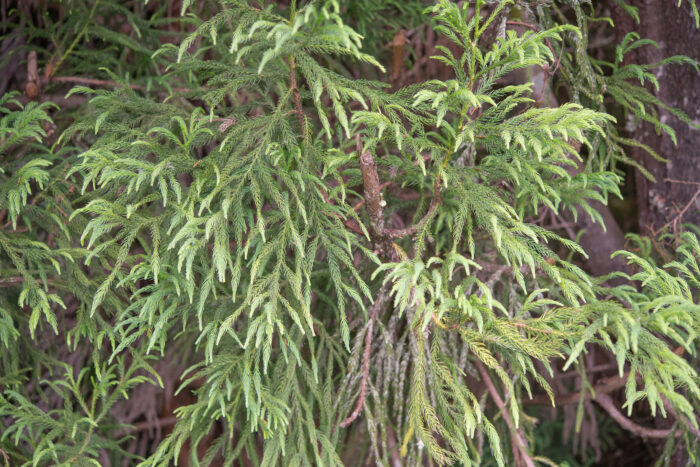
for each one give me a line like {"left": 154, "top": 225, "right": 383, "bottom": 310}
{"left": 661, "top": 395, "right": 700, "bottom": 440}
{"left": 339, "top": 284, "right": 392, "bottom": 428}
{"left": 475, "top": 361, "right": 535, "bottom": 467}
{"left": 594, "top": 394, "right": 675, "bottom": 439}
{"left": 527, "top": 370, "right": 700, "bottom": 440}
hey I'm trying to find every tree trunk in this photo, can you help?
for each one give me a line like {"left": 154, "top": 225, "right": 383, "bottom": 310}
{"left": 609, "top": 1, "right": 700, "bottom": 234}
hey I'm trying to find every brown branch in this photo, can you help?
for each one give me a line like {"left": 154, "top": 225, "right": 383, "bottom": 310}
{"left": 353, "top": 181, "right": 392, "bottom": 212}
{"left": 475, "top": 361, "right": 535, "bottom": 467}
{"left": 25, "top": 51, "right": 40, "bottom": 99}
{"left": 339, "top": 284, "right": 391, "bottom": 428}
{"left": 357, "top": 135, "right": 387, "bottom": 239}
{"left": 661, "top": 395, "right": 700, "bottom": 441}
{"left": 515, "top": 366, "right": 700, "bottom": 441}
{"left": 594, "top": 393, "right": 675, "bottom": 439}
{"left": 664, "top": 178, "right": 700, "bottom": 186}
{"left": 0, "top": 276, "right": 25, "bottom": 287}
{"left": 525, "top": 348, "right": 697, "bottom": 439}
{"left": 356, "top": 135, "right": 396, "bottom": 259}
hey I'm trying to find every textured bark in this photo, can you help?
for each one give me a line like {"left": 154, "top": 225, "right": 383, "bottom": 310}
{"left": 609, "top": 1, "right": 700, "bottom": 233}
{"left": 356, "top": 135, "right": 396, "bottom": 260}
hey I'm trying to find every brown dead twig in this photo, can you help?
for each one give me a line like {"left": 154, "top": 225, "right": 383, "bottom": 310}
{"left": 649, "top": 178, "right": 700, "bottom": 236}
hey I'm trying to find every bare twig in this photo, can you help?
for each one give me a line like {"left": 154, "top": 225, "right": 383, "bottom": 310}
{"left": 506, "top": 20, "right": 538, "bottom": 30}
{"left": 339, "top": 284, "right": 391, "bottom": 428}
{"left": 664, "top": 178, "right": 700, "bottom": 186}
{"left": 650, "top": 179, "right": 700, "bottom": 235}
{"left": 526, "top": 366, "right": 699, "bottom": 440}
{"left": 475, "top": 361, "right": 535, "bottom": 467}
{"left": 660, "top": 396, "right": 700, "bottom": 440}
{"left": 652, "top": 189, "right": 700, "bottom": 236}
{"left": 594, "top": 393, "right": 675, "bottom": 439}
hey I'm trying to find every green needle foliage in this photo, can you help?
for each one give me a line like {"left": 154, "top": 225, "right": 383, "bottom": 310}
{"left": 0, "top": 1, "right": 698, "bottom": 465}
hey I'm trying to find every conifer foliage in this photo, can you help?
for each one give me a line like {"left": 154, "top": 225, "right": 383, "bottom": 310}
{"left": 0, "top": 0, "right": 698, "bottom": 465}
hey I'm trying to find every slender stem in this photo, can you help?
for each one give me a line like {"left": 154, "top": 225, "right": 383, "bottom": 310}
{"left": 50, "top": 0, "right": 100, "bottom": 77}
{"left": 338, "top": 284, "right": 391, "bottom": 428}
{"left": 595, "top": 393, "right": 676, "bottom": 439}
{"left": 653, "top": 186, "right": 700, "bottom": 235}
{"left": 475, "top": 361, "right": 535, "bottom": 467}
